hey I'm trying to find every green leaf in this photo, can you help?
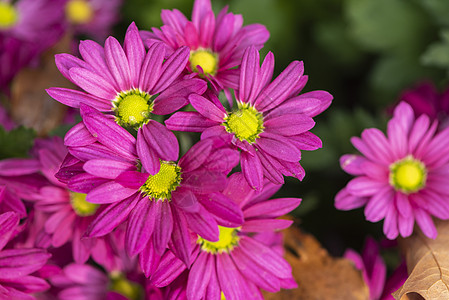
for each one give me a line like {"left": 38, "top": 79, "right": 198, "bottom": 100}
{"left": 419, "top": 0, "right": 449, "bottom": 27}
{"left": 0, "top": 126, "right": 36, "bottom": 159}
{"left": 421, "top": 29, "right": 449, "bottom": 70}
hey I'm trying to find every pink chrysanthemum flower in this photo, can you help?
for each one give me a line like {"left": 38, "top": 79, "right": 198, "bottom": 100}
{"left": 50, "top": 263, "right": 144, "bottom": 300}
{"left": 336, "top": 101, "right": 449, "bottom": 239}
{"left": 48, "top": 22, "right": 206, "bottom": 174}
{"left": 141, "top": 0, "right": 269, "bottom": 98}
{"left": 0, "top": 211, "right": 52, "bottom": 299}
{"left": 166, "top": 46, "right": 332, "bottom": 190}
{"left": 64, "top": 0, "right": 122, "bottom": 41}
{"left": 345, "top": 237, "right": 407, "bottom": 300}
{"left": 149, "top": 173, "right": 299, "bottom": 299}
{"left": 62, "top": 104, "right": 243, "bottom": 266}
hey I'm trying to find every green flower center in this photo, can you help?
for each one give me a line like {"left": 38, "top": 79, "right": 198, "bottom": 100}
{"left": 190, "top": 49, "right": 218, "bottom": 77}
{"left": 0, "top": 3, "right": 18, "bottom": 29}
{"left": 65, "top": 0, "right": 94, "bottom": 25}
{"left": 113, "top": 89, "right": 153, "bottom": 128}
{"left": 389, "top": 155, "right": 427, "bottom": 194}
{"left": 140, "top": 162, "right": 182, "bottom": 201}
{"left": 70, "top": 192, "right": 99, "bottom": 216}
{"left": 109, "top": 272, "right": 142, "bottom": 300}
{"left": 198, "top": 226, "right": 240, "bottom": 254}
{"left": 223, "top": 103, "right": 264, "bottom": 144}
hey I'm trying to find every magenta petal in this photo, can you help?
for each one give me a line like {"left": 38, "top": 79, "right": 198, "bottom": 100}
{"left": 141, "top": 120, "right": 179, "bottom": 162}
{"left": 244, "top": 197, "right": 301, "bottom": 219}
{"left": 187, "top": 251, "right": 213, "bottom": 299}
{"left": 346, "top": 176, "right": 387, "bottom": 197}
{"left": 150, "top": 250, "right": 187, "bottom": 287}
{"left": 64, "top": 123, "right": 96, "bottom": 147}
{"left": 232, "top": 247, "right": 281, "bottom": 292}
{"left": 192, "top": 0, "right": 212, "bottom": 29}
{"left": 340, "top": 154, "right": 368, "bottom": 176}
{"left": 168, "top": 207, "right": 192, "bottom": 266}
{"left": 80, "top": 104, "right": 137, "bottom": 160}
{"left": 124, "top": 22, "right": 145, "bottom": 86}
{"left": 5, "top": 275, "right": 50, "bottom": 293}
{"left": 264, "top": 114, "right": 315, "bottom": 136}
{"left": 200, "top": 193, "right": 244, "bottom": 227}
{"left": 189, "top": 94, "right": 226, "bottom": 123}
{"left": 185, "top": 206, "right": 219, "bottom": 242}
{"left": 79, "top": 40, "right": 115, "bottom": 84}
{"left": 115, "top": 171, "right": 148, "bottom": 189}
{"left": 414, "top": 208, "right": 437, "bottom": 239}
{"left": 83, "top": 159, "right": 135, "bottom": 179}
{"left": 256, "top": 150, "right": 285, "bottom": 184}
{"left": 47, "top": 88, "right": 112, "bottom": 111}
{"left": 86, "top": 181, "right": 137, "bottom": 204}
{"left": 126, "top": 199, "right": 156, "bottom": 256}
{"left": 216, "top": 254, "right": 247, "bottom": 300}
{"left": 67, "top": 173, "right": 109, "bottom": 194}
{"left": 241, "top": 150, "right": 263, "bottom": 191}
{"left": 171, "top": 187, "right": 200, "bottom": 213}
{"left": 364, "top": 187, "right": 393, "bottom": 222}
{"left": 152, "top": 46, "right": 189, "bottom": 93}
{"left": 254, "top": 60, "right": 304, "bottom": 112}
{"left": 0, "top": 212, "right": 19, "bottom": 251}
{"left": 153, "top": 202, "right": 174, "bottom": 254}
{"left": 104, "top": 36, "right": 131, "bottom": 91}
{"left": 0, "top": 158, "right": 40, "bottom": 176}
{"left": 55, "top": 53, "right": 91, "bottom": 82}
{"left": 86, "top": 194, "right": 139, "bottom": 237}
{"left": 179, "top": 138, "right": 213, "bottom": 172}
{"left": 182, "top": 170, "right": 227, "bottom": 194}
{"left": 0, "top": 249, "right": 51, "bottom": 279}
{"left": 139, "top": 42, "right": 165, "bottom": 92}
{"left": 289, "top": 132, "right": 322, "bottom": 151}
{"left": 335, "top": 188, "right": 368, "bottom": 211}
{"left": 69, "top": 67, "right": 117, "bottom": 99}
{"left": 238, "top": 46, "right": 259, "bottom": 103}
{"left": 242, "top": 219, "right": 293, "bottom": 232}
{"left": 139, "top": 242, "right": 161, "bottom": 278}
{"left": 137, "top": 129, "right": 160, "bottom": 175}
{"left": 257, "top": 133, "right": 301, "bottom": 162}
{"left": 165, "top": 111, "right": 218, "bottom": 132}
{"left": 153, "top": 78, "right": 207, "bottom": 115}
{"left": 240, "top": 236, "right": 292, "bottom": 278}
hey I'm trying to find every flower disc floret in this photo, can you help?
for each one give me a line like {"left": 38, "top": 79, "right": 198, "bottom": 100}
{"left": 140, "top": 162, "right": 181, "bottom": 201}
{"left": 389, "top": 155, "right": 427, "bottom": 194}
{"left": 65, "top": 0, "right": 94, "bottom": 25}
{"left": 190, "top": 49, "right": 218, "bottom": 76}
{"left": 113, "top": 89, "right": 153, "bottom": 128}
{"left": 70, "top": 192, "right": 99, "bottom": 216}
{"left": 198, "top": 226, "right": 240, "bottom": 254}
{"left": 0, "top": 2, "right": 18, "bottom": 29}
{"left": 223, "top": 103, "right": 264, "bottom": 144}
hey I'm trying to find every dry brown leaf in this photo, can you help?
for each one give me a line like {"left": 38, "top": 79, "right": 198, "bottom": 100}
{"left": 9, "top": 33, "right": 74, "bottom": 136}
{"left": 393, "top": 220, "right": 449, "bottom": 300}
{"left": 263, "top": 224, "right": 370, "bottom": 300}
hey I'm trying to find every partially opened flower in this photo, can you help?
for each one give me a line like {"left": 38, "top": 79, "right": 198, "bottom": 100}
{"left": 345, "top": 237, "right": 407, "bottom": 300}
{"left": 47, "top": 22, "right": 206, "bottom": 173}
{"left": 64, "top": 0, "right": 122, "bottom": 41}
{"left": 62, "top": 104, "right": 242, "bottom": 267}
{"left": 149, "top": 173, "right": 300, "bottom": 299}
{"left": 336, "top": 101, "right": 449, "bottom": 239}
{"left": 166, "top": 46, "right": 332, "bottom": 190}
{"left": 0, "top": 211, "right": 52, "bottom": 299}
{"left": 141, "top": 0, "right": 269, "bottom": 98}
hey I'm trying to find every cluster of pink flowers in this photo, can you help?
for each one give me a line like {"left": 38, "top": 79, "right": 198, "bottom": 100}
{"left": 0, "top": 0, "right": 332, "bottom": 299}
{"left": 0, "top": 0, "right": 122, "bottom": 92}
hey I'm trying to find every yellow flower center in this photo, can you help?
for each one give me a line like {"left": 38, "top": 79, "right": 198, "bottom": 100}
{"left": 223, "top": 103, "right": 264, "bottom": 144}
{"left": 389, "top": 155, "right": 427, "bottom": 194}
{"left": 109, "top": 272, "right": 142, "bottom": 300}
{"left": 113, "top": 89, "right": 153, "bottom": 128}
{"left": 140, "top": 162, "right": 182, "bottom": 201}
{"left": 198, "top": 226, "right": 240, "bottom": 254}
{"left": 70, "top": 192, "right": 99, "bottom": 216}
{"left": 65, "top": 0, "right": 94, "bottom": 25}
{"left": 190, "top": 49, "right": 218, "bottom": 76}
{"left": 0, "top": 3, "right": 18, "bottom": 29}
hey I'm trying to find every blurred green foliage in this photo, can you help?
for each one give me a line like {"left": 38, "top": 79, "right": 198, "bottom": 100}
{"left": 0, "top": 126, "right": 35, "bottom": 159}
